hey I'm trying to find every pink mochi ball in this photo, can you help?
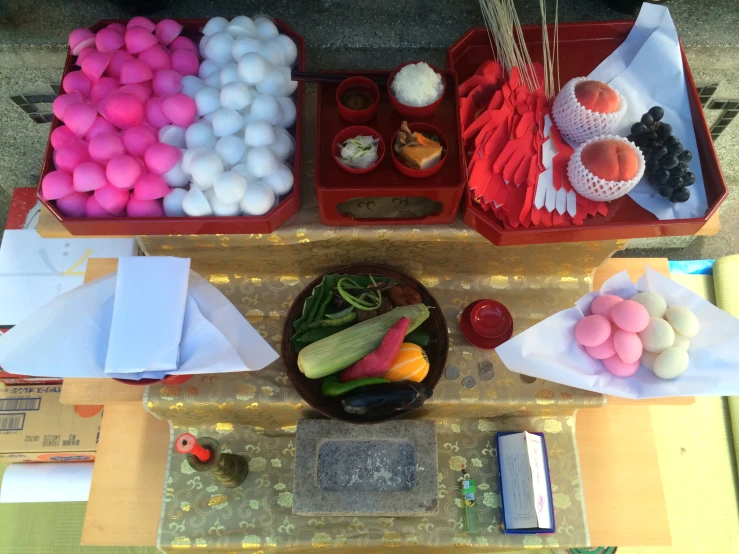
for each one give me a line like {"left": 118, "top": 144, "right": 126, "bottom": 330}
{"left": 73, "top": 161, "right": 106, "bottom": 192}
{"left": 169, "top": 36, "right": 198, "bottom": 54}
{"left": 144, "top": 142, "right": 181, "bottom": 174}
{"left": 86, "top": 194, "right": 114, "bottom": 218}
{"left": 155, "top": 19, "right": 183, "bottom": 45}
{"left": 55, "top": 141, "right": 90, "bottom": 173}
{"left": 121, "top": 125, "right": 156, "bottom": 157}
{"left": 120, "top": 59, "right": 153, "bottom": 84}
{"left": 88, "top": 131, "right": 125, "bottom": 162}
{"left": 106, "top": 154, "right": 141, "bottom": 189}
{"left": 152, "top": 69, "right": 183, "bottom": 96}
{"left": 117, "top": 82, "right": 153, "bottom": 103}
{"left": 64, "top": 102, "right": 98, "bottom": 136}
{"left": 69, "top": 28, "right": 95, "bottom": 55}
{"left": 124, "top": 26, "right": 158, "bottom": 54}
{"left": 100, "top": 92, "right": 145, "bottom": 129}
{"left": 95, "top": 183, "right": 130, "bottom": 213}
{"left": 86, "top": 116, "right": 117, "bottom": 140}
{"left": 133, "top": 174, "right": 171, "bottom": 200}
{"left": 161, "top": 93, "right": 196, "bottom": 127}
{"left": 105, "top": 22, "right": 126, "bottom": 34}
{"left": 62, "top": 70, "right": 91, "bottom": 96}
{"left": 139, "top": 45, "right": 172, "bottom": 72}
{"left": 80, "top": 51, "right": 110, "bottom": 82}
{"left": 127, "top": 197, "right": 164, "bottom": 217}
{"left": 145, "top": 97, "right": 170, "bottom": 129}
{"left": 56, "top": 192, "right": 89, "bottom": 217}
{"left": 602, "top": 354, "right": 639, "bottom": 378}
{"left": 127, "top": 16, "right": 156, "bottom": 32}
{"left": 95, "top": 28, "right": 125, "bottom": 53}
{"left": 51, "top": 125, "right": 77, "bottom": 149}
{"left": 170, "top": 49, "right": 199, "bottom": 76}
{"left": 107, "top": 50, "right": 134, "bottom": 80}
{"left": 42, "top": 170, "right": 74, "bottom": 200}
{"left": 90, "top": 77, "right": 120, "bottom": 104}
{"left": 52, "top": 92, "right": 83, "bottom": 120}
{"left": 75, "top": 48, "right": 95, "bottom": 66}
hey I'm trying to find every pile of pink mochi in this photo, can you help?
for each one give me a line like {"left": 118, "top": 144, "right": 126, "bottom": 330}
{"left": 42, "top": 17, "right": 202, "bottom": 218}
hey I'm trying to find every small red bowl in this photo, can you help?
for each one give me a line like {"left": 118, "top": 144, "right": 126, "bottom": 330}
{"left": 390, "top": 122, "right": 447, "bottom": 178}
{"left": 332, "top": 125, "right": 385, "bottom": 175}
{"left": 470, "top": 300, "right": 513, "bottom": 338}
{"left": 336, "top": 76, "right": 379, "bottom": 124}
{"left": 460, "top": 301, "right": 513, "bottom": 350}
{"left": 387, "top": 61, "right": 445, "bottom": 118}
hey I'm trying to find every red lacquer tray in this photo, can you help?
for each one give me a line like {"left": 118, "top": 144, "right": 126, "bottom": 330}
{"left": 447, "top": 22, "right": 728, "bottom": 246}
{"left": 38, "top": 18, "right": 305, "bottom": 236}
{"left": 315, "top": 70, "right": 465, "bottom": 226}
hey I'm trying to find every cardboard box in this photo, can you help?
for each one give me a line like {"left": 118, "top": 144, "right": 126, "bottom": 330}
{"left": 0, "top": 384, "right": 101, "bottom": 463}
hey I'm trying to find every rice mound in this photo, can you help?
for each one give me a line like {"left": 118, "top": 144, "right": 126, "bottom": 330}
{"left": 391, "top": 63, "right": 443, "bottom": 107}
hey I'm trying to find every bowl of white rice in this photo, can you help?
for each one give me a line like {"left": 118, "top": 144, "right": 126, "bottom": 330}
{"left": 388, "top": 61, "right": 445, "bottom": 117}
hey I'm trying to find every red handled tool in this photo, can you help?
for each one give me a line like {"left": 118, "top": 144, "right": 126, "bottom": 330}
{"left": 175, "top": 433, "right": 211, "bottom": 462}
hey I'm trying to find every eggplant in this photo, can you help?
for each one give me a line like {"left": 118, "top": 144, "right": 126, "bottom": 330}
{"left": 340, "top": 381, "right": 431, "bottom": 418}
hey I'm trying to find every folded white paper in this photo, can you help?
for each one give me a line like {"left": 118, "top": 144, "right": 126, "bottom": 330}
{"left": 0, "top": 259, "right": 278, "bottom": 380}
{"left": 496, "top": 267, "right": 739, "bottom": 399}
{"left": 589, "top": 4, "right": 708, "bottom": 221}
{"left": 105, "top": 257, "right": 190, "bottom": 374}
{"left": 0, "top": 463, "right": 93, "bottom": 503}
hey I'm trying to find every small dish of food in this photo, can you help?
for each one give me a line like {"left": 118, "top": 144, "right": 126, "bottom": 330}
{"left": 332, "top": 125, "right": 385, "bottom": 174}
{"left": 336, "top": 76, "right": 380, "bottom": 124}
{"left": 391, "top": 121, "right": 447, "bottom": 178}
{"left": 388, "top": 61, "right": 445, "bottom": 117}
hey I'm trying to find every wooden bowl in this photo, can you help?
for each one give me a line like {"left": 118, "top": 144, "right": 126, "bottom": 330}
{"left": 282, "top": 264, "right": 448, "bottom": 423}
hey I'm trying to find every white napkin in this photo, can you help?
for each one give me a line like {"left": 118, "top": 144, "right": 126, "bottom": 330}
{"left": 588, "top": 4, "right": 708, "bottom": 221}
{"left": 0, "top": 258, "right": 278, "bottom": 380}
{"left": 496, "top": 267, "right": 739, "bottom": 399}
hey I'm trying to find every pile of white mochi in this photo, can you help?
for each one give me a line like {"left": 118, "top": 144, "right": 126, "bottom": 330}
{"left": 161, "top": 15, "right": 298, "bottom": 217}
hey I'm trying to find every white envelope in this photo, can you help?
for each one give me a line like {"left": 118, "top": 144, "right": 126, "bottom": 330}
{"left": 496, "top": 267, "right": 739, "bottom": 399}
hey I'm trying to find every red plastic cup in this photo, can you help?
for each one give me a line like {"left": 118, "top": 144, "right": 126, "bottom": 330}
{"left": 332, "top": 125, "right": 385, "bottom": 175}
{"left": 336, "top": 76, "right": 379, "bottom": 124}
{"left": 470, "top": 300, "right": 513, "bottom": 339}
{"left": 390, "top": 122, "right": 447, "bottom": 179}
{"left": 387, "top": 61, "right": 445, "bottom": 118}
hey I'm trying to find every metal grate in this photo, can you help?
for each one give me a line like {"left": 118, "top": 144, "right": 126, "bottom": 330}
{"left": 707, "top": 100, "right": 739, "bottom": 141}
{"left": 10, "top": 92, "right": 56, "bottom": 124}
{"left": 696, "top": 84, "right": 718, "bottom": 107}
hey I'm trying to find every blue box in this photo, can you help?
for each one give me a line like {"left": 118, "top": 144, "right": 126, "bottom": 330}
{"left": 495, "top": 431, "right": 556, "bottom": 534}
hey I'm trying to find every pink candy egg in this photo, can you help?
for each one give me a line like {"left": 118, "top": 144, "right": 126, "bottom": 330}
{"left": 127, "top": 197, "right": 164, "bottom": 217}
{"left": 80, "top": 51, "right": 111, "bottom": 83}
{"left": 118, "top": 82, "right": 153, "bottom": 103}
{"left": 90, "top": 76, "right": 119, "bottom": 104}
{"left": 69, "top": 28, "right": 95, "bottom": 55}
{"left": 106, "top": 154, "right": 141, "bottom": 189}
{"left": 152, "top": 69, "right": 183, "bottom": 96}
{"left": 169, "top": 36, "right": 197, "bottom": 54}
{"left": 124, "top": 26, "right": 158, "bottom": 54}
{"left": 62, "top": 70, "right": 91, "bottom": 95}
{"left": 52, "top": 92, "right": 83, "bottom": 120}
{"left": 155, "top": 19, "right": 183, "bottom": 45}
{"left": 41, "top": 170, "right": 74, "bottom": 200}
{"left": 575, "top": 314, "right": 611, "bottom": 347}
{"left": 100, "top": 92, "right": 145, "bottom": 129}
{"left": 120, "top": 59, "right": 153, "bottom": 84}
{"left": 138, "top": 45, "right": 172, "bottom": 72}
{"left": 95, "top": 28, "right": 125, "bottom": 53}
{"left": 170, "top": 49, "right": 199, "bottom": 76}
{"left": 106, "top": 22, "right": 126, "bottom": 34}
{"left": 161, "top": 93, "right": 195, "bottom": 127}
{"left": 64, "top": 102, "right": 98, "bottom": 136}
{"left": 85, "top": 116, "right": 117, "bottom": 139}
{"left": 602, "top": 354, "right": 639, "bottom": 378}
{"left": 145, "top": 97, "right": 170, "bottom": 129}
{"left": 56, "top": 192, "right": 89, "bottom": 217}
{"left": 73, "top": 161, "right": 106, "bottom": 192}
{"left": 106, "top": 50, "right": 134, "bottom": 80}
{"left": 127, "top": 16, "right": 156, "bottom": 32}
{"left": 95, "top": 183, "right": 130, "bottom": 213}
{"left": 144, "top": 142, "right": 181, "bottom": 174}
{"left": 133, "top": 174, "right": 170, "bottom": 200}
{"left": 88, "top": 131, "right": 124, "bottom": 162}
{"left": 590, "top": 294, "right": 623, "bottom": 318}
{"left": 585, "top": 333, "right": 616, "bottom": 360}
{"left": 51, "top": 125, "right": 77, "bottom": 149}
{"left": 121, "top": 125, "right": 156, "bottom": 156}
{"left": 86, "top": 194, "right": 113, "bottom": 218}
{"left": 613, "top": 330, "right": 643, "bottom": 364}
{"left": 611, "top": 300, "right": 650, "bottom": 333}
{"left": 55, "top": 141, "right": 90, "bottom": 172}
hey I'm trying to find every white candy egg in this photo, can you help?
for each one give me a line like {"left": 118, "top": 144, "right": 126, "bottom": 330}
{"left": 264, "top": 163, "right": 294, "bottom": 194}
{"left": 258, "top": 40, "right": 286, "bottom": 66}
{"left": 220, "top": 81, "right": 252, "bottom": 111}
{"left": 638, "top": 317, "right": 675, "bottom": 354}
{"left": 254, "top": 17, "right": 279, "bottom": 40}
{"left": 194, "top": 86, "right": 221, "bottom": 115}
{"left": 653, "top": 347, "right": 689, "bottom": 380}
{"left": 204, "top": 32, "right": 235, "bottom": 65}
{"left": 274, "top": 34, "right": 298, "bottom": 66}
{"left": 240, "top": 180, "right": 275, "bottom": 215}
{"left": 185, "top": 122, "right": 216, "bottom": 149}
{"left": 246, "top": 146, "right": 280, "bottom": 178}
{"left": 162, "top": 159, "right": 189, "bottom": 187}
{"left": 228, "top": 15, "right": 257, "bottom": 38}
{"left": 204, "top": 70, "right": 222, "bottom": 89}
{"left": 665, "top": 306, "right": 700, "bottom": 339}
{"left": 182, "top": 187, "right": 214, "bottom": 216}
{"left": 182, "top": 147, "right": 208, "bottom": 174}
{"left": 214, "top": 171, "right": 247, "bottom": 203}
{"left": 231, "top": 36, "right": 261, "bottom": 61}
{"left": 244, "top": 120, "right": 277, "bottom": 147}
{"left": 237, "top": 53, "right": 273, "bottom": 85}
{"left": 231, "top": 162, "right": 253, "bottom": 179}
{"left": 673, "top": 332, "right": 691, "bottom": 350}
{"left": 215, "top": 135, "right": 246, "bottom": 166}
{"left": 220, "top": 63, "right": 239, "bottom": 86}
{"left": 631, "top": 292, "right": 667, "bottom": 319}
{"left": 211, "top": 107, "right": 245, "bottom": 137}
{"left": 270, "top": 127, "right": 295, "bottom": 160}
{"left": 163, "top": 188, "right": 187, "bottom": 216}
{"left": 203, "top": 16, "right": 229, "bottom": 36}
{"left": 276, "top": 97, "right": 296, "bottom": 127}
{"left": 256, "top": 68, "right": 289, "bottom": 96}
{"left": 159, "top": 125, "right": 187, "bottom": 148}
{"left": 249, "top": 94, "right": 282, "bottom": 125}
{"left": 190, "top": 151, "right": 224, "bottom": 189}
{"left": 640, "top": 350, "right": 658, "bottom": 371}
{"left": 181, "top": 76, "right": 205, "bottom": 98}
{"left": 198, "top": 59, "right": 221, "bottom": 80}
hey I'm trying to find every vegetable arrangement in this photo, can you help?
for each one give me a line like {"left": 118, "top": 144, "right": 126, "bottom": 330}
{"left": 293, "top": 273, "right": 435, "bottom": 418}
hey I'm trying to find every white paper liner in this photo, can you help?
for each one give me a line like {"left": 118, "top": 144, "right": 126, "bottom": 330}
{"left": 567, "top": 135, "right": 645, "bottom": 202}
{"left": 552, "top": 77, "right": 627, "bottom": 146}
